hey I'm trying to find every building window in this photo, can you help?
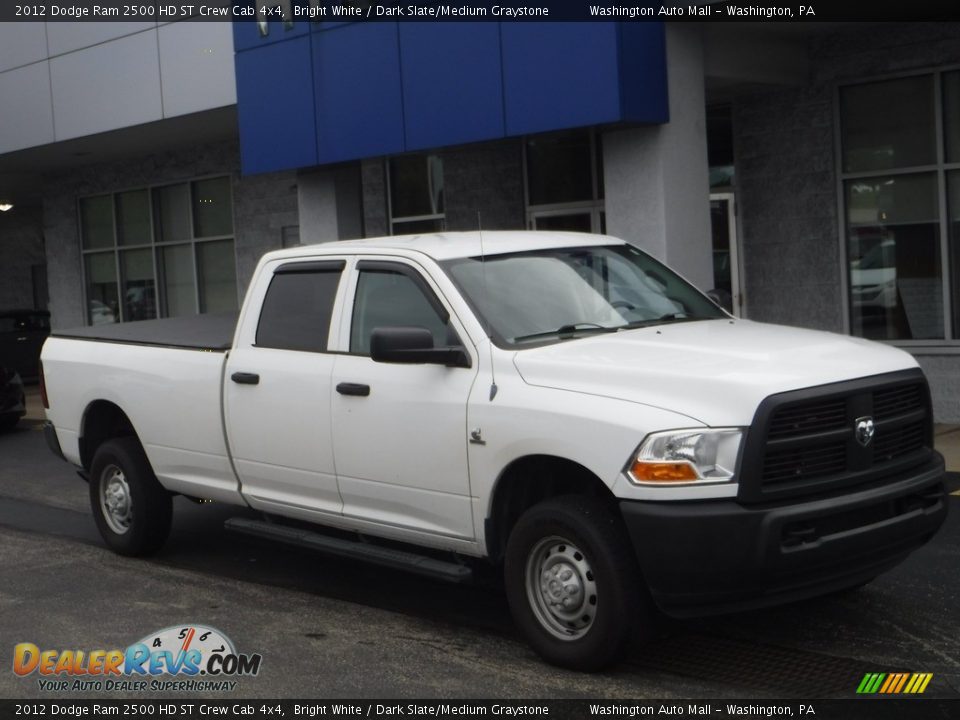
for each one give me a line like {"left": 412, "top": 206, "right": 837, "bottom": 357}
{"left": 525, "top": 130, "right": 605, "bottom": 233}
{"left": 839, "top": 72, "right": 960, "bottom": 342}
{"left": 387, "top": 154, "right": 445, "bottom": 235}
{"left": 79, "top": 177, "right": 238, "bottom": 325}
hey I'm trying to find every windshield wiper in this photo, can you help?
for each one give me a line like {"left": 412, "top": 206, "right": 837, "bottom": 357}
{"left": 619, "top": 314, "right": 711, "bottom": 330}
{"left": 514, "top": 322, "right": 620, "bottom": 343}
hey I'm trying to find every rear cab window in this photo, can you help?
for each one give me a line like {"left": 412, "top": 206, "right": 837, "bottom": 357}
{"left": 255, "top": 261, "right": 345, "bottom": 353}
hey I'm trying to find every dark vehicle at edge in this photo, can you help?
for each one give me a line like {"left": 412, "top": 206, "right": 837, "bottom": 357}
{"left": 0, "top": 367, "right": 25, "bottom": 431}
{"left": 0, "top": 309, "right": 50, "bottom": 383}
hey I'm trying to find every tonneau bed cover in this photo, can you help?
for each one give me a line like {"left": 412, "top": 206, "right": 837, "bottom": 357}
{"left": 52, "top": 312, "right": 237, "bottom": 351}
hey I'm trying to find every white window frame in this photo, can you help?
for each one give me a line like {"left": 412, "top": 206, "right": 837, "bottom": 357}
{"left": 386, "top": 154, "right": 446, "bottom": 235}
{"left": 835, "top": 66, "right": 960, "bottom": 351}
{"left": 524, "top": 129, "right": 605, "bottom": 233}
{"left": 78, "top": 174, "right": 237, "bottom": 325}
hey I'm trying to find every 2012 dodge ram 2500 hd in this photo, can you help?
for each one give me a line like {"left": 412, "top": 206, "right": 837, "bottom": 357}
{"left": 41, "top": 232, "right": 947, "bottom": 670}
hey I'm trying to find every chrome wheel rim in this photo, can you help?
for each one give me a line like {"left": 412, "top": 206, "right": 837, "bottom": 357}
{"left": 100, "top": 464, "right": 132, "bottom": 535}
{"left": 525, "top": 536, "right": 598, "bottom": 641}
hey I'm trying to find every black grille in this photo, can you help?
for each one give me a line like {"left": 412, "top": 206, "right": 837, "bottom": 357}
{"left": 762, "top": 442, "right": 846, "bottom": 485}
{"left": 742, "top": 370, "right": 934, "bottom": 502}
{"left": 874, "top": 384, "right": 923, "bottom": 420}
{"left": 873, "top": 421, "right": 925, "bottom": 462}
{"left": 767, "top": 398, "right": 847, "bottom": 440}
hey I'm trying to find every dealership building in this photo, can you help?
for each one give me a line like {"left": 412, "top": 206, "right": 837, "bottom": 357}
{"left": 1, "top": 17, "right": 960, "bottom": 419}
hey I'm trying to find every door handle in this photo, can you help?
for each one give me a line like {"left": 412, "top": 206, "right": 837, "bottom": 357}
{"left": 336, "top": 382, "right": 370, "bottom": 397}
{"left": 231, "top": 372, "right": 260, "bottom": 385}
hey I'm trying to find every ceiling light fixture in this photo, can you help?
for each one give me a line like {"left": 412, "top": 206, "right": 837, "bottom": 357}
{"left": 0, "top": 203, "right": 13, "bottom": 212}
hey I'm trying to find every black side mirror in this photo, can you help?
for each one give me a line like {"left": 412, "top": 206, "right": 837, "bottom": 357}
{"left": 370, "top": 326, "right": 471, "bottom": 368}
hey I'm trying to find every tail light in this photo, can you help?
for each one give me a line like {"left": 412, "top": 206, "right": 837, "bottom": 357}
{"left": 39, "top": 361, "right": 49, "bottom": 409}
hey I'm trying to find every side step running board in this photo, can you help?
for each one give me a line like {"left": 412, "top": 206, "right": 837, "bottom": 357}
{"left": 224, "top": 517, "right": 473, "bottom": 584}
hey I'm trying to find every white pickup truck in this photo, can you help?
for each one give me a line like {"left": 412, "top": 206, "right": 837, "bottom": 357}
{"left": 41, "top": 231, "right": 947, "bottom": 670}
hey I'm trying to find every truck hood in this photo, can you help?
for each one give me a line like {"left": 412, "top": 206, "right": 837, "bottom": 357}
{"left": 512, "top": 319, "right": 918, "bottom": 426}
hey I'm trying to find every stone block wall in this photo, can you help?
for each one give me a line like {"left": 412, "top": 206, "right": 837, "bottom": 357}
{"left": 0, "top": 207, "right": 45, "bottom": 310}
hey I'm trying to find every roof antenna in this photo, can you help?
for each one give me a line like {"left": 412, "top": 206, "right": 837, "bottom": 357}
{"left": 477, "top": 211, "right": 498, "bottom": 402}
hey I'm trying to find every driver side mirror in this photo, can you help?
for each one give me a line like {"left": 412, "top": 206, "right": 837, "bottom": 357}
{"left": 370, "top": 326, "right": 471, "bottom": 368}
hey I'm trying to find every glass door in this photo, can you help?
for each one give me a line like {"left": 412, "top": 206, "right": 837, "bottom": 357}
{"left": 709, "top": 193, "right": 744, "bottom": 317}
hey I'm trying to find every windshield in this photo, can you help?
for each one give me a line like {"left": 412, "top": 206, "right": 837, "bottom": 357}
{"left": 442, "top": 244, "right": 726, "bottom": 347}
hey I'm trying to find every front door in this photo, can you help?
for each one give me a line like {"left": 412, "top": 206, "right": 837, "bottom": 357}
{"left": 331, "top": 260, "right": 478, "bottom": 540}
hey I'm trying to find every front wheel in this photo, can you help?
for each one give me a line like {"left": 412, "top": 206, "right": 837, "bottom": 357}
{"left": 90, "top": 437, "right": 172, "bottom": 556}
{"left": 504, "top": 495, "right": 651, "bottom": 671}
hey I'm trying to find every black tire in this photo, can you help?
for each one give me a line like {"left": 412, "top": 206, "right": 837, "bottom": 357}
{"left": 0, "top": 416, "right": 18, "bottom": 432}
{"left": 89, "top": 437, "right": 172, "bottom": 556}
{"left": 504, "top": 495, "right": 651, "bottom": 671}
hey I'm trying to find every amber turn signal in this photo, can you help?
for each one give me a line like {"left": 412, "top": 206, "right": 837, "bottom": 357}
{"left": 629, "top": 461, "right": 699, "bottom": 483}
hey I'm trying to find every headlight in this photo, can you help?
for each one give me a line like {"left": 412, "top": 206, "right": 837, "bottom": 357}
{"left": 626, "top": 428, "right": 743, "bottom": 485}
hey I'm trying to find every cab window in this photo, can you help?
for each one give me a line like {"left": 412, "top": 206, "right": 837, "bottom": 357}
{"left": 350, "top": 268, "right": 453, "bottom": 355}
{"left": 256, "top": 263, "right": 343, "bottom": 353}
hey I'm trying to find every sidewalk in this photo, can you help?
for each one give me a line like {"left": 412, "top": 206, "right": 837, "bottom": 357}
{"left": 22, "top": 387, "right": 960, "bottom": 473}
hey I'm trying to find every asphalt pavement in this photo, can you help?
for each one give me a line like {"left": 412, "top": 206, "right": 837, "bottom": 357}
{"left": 1, "top": 419, "right": 959, "bottom": 702}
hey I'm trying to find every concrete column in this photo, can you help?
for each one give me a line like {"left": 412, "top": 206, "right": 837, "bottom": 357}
{"left": 603, "top": 24, "right": 713, "bottom": 291}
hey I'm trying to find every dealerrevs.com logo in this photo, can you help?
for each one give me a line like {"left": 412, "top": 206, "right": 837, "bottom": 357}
{"left": 13, "top": 624, "right": 262, "bottom": 692}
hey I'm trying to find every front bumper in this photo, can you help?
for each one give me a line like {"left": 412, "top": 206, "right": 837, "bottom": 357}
{"left": 620, "top": 455, "right": 947, "bottom": 617}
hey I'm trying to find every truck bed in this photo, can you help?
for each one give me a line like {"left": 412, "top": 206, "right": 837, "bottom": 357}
{"left": 52, "top": 312, "right": 237, "bottom": 351}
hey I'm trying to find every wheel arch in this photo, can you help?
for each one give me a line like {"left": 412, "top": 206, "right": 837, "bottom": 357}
{"left": 79, "top": 400, "right": 140, "bottom": 472}
{"left": 484, "top": 454, "right": 616, "bottom": 562}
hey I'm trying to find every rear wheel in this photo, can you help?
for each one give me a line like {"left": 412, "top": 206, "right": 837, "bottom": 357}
{"left": 90, "top": 437, "right": 172, "bottom": 556}
{"left": 504, "top": 495, "right": 651, "bottom": 671}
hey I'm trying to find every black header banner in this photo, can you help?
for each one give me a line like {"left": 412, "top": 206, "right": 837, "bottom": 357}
{"left": 5, "top": 1, "right": 960, "bottom": 23}
{"left": 2, "top": 699, "right": 960, "bottom": 719}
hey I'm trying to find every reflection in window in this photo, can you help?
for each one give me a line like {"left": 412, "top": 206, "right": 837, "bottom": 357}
{"left": 121, "top": 249, "right": 156, "bottom": 322}
{"left": 159, "top": 244, "right": 194, "bottom": 319}
{"left": 256, "top": 270, "right": 342, "bottom": 353}
{"left": 153, "top": 183, "right": 191, "bottom": 243}
{"left": 80, "top": 195, "right": 114, "bottom": 250}
{"left": 350, "top": 270, "right": 450, "bottom": 355}
{"left": 838, "top": 71, "right": 960, "bottom": 343}
{"left": 192, "top": 177, "right": 233, "bottom": 238}
{"left": 947, "top": 171, "right": 960, "bottom": 338}
{"left": 197, "top": 240, "right": 238, "bottom": 314}
{"left": 526, "top": 130, "right": 604, "bottom": 233}
{"left": 116, "top": 190, "right": 151, "bottom": 247}
{"left": 388, "top": 154, "right": 445, "bottom": 235}
{"left": 845, "top": 175, "right": 942, "bottom": 340}
{"left": 79, "top": 177, "right": 237, "bottom": 324}
{"left": 84, "top": 253, "right": 118, "bottom": 325}
{"left": 840, "top": 76, "right": 936, "bottom": 173}
{"left": 944, "top": 72, "right": 960, "bottom": 164}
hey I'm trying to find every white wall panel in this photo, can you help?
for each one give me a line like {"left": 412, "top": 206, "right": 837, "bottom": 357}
{"left": 159, "top": 21, "right": 236, "bottom": 117}
{"left": 0, "top": 22, "right": 48, "bottom": 72}
{"left": 0, "top": 63, "right": 55, "bottom": 153}
{"left": 50, "top": 32, "right": 163, "bottom": 141}
{"left": 45, "top": 21, "right": 155, "bottom": 56}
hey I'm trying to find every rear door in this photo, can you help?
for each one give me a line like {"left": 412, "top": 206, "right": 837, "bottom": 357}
{"left": 224, "top": 259, "right": 347, "bottom": 515}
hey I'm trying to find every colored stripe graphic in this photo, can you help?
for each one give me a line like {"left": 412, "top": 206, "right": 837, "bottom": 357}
{"left": 857, "top": 672, "right": 932, "bottom": 694}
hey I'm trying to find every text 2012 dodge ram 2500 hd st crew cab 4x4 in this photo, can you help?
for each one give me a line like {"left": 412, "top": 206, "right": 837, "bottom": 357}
{"left": 41, "top": 232, "right": 947, "bottom": 670}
